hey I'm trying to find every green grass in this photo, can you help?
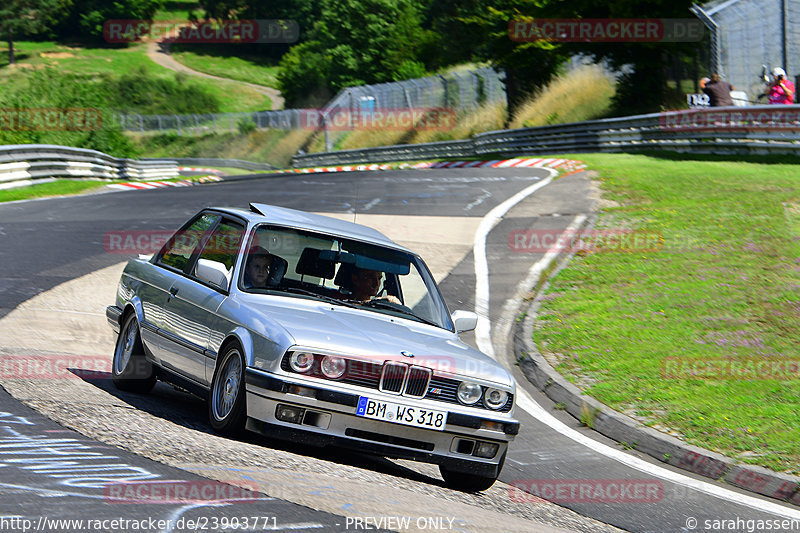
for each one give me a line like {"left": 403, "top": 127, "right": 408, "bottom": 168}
{"left": 0, "top": 180, "right": 108, "bottom": 202}
{"left": 0, "top": 41, "right": 271, "bottom": 113}
{"left": 130, "top": 128, "right": 315, "bottom": 168}
{"left": 154, "top": 1, "right": 202, "bottom": 21}
{"left": 533, "top": 153, "right": 800, "bottom": 473}
{"left": 170, "top": 44, "right": 280, "bottom": 89}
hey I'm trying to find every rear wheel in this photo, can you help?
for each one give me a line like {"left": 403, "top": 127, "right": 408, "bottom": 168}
{"left": 209, "top": 343, "right": 247, "bottom": 436}
{"left": 112, "top": 313, "right": 156, "bottom": 393}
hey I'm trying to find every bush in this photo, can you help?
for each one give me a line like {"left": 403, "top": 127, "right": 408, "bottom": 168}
{"left": 237, "top": 116, "right": 257, "bottom": 134}
{"left": 0, "top": 68, "right": 139, "bottom": 156}
{"left": 110, "top": 66, "right": 221, "bottom": 115}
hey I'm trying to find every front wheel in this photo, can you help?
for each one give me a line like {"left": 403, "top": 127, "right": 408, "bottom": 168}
{"left": 208, "top": 344, "right": 247, "bottom": 436}
{"left": 112, "top": 313, "right": 156, "bottom": 393}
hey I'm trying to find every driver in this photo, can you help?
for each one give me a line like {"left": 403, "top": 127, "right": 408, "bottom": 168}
{"left": 348, "top": 267, "right": 401, "bottom": 304}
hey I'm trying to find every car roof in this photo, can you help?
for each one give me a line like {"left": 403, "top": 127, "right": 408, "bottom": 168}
{"left": 216, "top": 203, "right": 412, "bottom": 253}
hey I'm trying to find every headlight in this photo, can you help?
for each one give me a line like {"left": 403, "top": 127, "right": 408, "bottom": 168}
{"left": 320, "top": 355, "right": 346, "bottom": 379}
{"left": 289, "top": 352, "right": 314, "bottom": 373}
{"left": 484, "top": 388, "right": 508, "bottom": 410}
{"left": 457, "top": 382, "right": 482, "bottom": 405}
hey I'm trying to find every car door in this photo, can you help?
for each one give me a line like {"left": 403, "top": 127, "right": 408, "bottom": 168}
{"left": 141, "top": 212, "right": 221, "bottom": 365}
{"left": 158, "top": 216, "right": 245, "bottom": 387}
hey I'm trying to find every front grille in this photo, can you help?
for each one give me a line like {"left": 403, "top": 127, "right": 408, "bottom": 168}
{"left": 340, "top": 360, "right": 381, "bottom": 388}
{"left": 404, "top": 366, "right": 431, "bottom": 398}
{"left": 380, "top": 362, "right": 406, "bottom": 394}
{"left": 281, "top": 352, "right": 512, "bottom": 412}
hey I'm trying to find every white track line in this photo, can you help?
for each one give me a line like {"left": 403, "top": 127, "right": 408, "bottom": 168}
{"left": 472, "top": 170, "right": 800, "bottom": 519}
{"left": 473, "top": 174, "right": 555, "bottom": 356}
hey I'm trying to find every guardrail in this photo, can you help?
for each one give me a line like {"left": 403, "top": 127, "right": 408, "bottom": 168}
{"left": 143, "top": 157, "right": 277, "bottom": 171}
{"left": 0, "top": 145, "right": 178, "bottom": 190}
{"left": 292, "top": 105, "right": 800, "bottom": 166}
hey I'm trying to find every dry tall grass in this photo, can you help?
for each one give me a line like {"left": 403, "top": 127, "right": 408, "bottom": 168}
{"left": 509, "top": 64, "right": 616, "bottom": 129}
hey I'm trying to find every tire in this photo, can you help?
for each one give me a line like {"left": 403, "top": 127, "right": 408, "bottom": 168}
{"left": 208, "top": 343, "right": 247, "bottom": 436}
{"left": 439, "top": 453, "right": 505, "bottom": 493}
{"left": 112, "top": 312, "right": 156, "bottom": 393}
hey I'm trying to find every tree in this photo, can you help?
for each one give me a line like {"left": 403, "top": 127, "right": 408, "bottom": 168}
{"left": 0, "top": 0, "right": 63, "bottom": 65}
{"left": 66, "top": 0, "right": 164, "bottom": 41}
{"left": 425, "top": 0, "right": 567, "bottom": 118}
{"left": 550, "top": 0, "right": 698, "bottom": 113}
{"left": 277, "top": 0, "right": 431, "bottom": 107}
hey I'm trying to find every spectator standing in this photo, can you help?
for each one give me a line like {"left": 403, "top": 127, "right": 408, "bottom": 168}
{"left": 702, "top": 74, "right": 734, "bottom": 106}
{"left": 763, "top": 67, "right": 795, "bottom": 104}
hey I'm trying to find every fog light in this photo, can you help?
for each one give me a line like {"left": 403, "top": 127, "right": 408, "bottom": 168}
{"left": 289, "top": 352, "right": 314, "bottom": 373}
{"left": 320, "top": 356, "right": 346, "bottom": 379}
{"left": 275, "top": 404, "right": 305, "bottom": 424}
{"left": 473, "top": 441, "right": 499, "bottom": 459}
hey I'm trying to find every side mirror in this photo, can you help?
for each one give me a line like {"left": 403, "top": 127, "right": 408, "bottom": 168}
{"left": 195, "top": 258, "right": 230, "bottom": 290}
{"left": 452, "top": 310, "right": 478, "bottom": 333}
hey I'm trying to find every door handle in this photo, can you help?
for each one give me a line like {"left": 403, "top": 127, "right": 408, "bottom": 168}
{"left": 167, "top": 286, "right": 179, "bottom": 302}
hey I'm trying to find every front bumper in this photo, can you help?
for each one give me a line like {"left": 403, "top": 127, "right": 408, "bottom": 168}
{"left": 107, "top": 305, "right": 122, "bottom": 334}
{"left": 245, "top": 368, "right": 518, "bottom": 476}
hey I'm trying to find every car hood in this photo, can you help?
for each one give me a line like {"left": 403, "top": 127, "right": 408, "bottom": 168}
{"left": 237, "top": 293, "right": 514, "bottom": 387}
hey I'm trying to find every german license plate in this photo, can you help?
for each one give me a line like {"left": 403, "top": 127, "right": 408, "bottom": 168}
{"left": 356, "top": 397, "right": 446, "bottom": 431}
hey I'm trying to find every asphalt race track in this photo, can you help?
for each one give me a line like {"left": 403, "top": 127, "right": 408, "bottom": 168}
{"left": 1, "top": 167, "right": 798, "bottom": 533}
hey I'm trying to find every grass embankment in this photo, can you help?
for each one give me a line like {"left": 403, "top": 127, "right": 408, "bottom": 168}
{"left": 0, "top": 41, "right": 271, "bottom": 114}
{"left": 509, "top": 64, "right": 616, "bottom": 128}
{"left": 0, "top": 180, "right": 109, "bottom": 202}
{"left": 534, "top": 153, "right": 800, "bottom": 473}
{"left": 130, "top": 128, "right": 315, "bottom": 168}
{"left": 321, "top": 64, "right": 615, "bottom": 152}
{"left": 170, "top": 44, "right": 281, "bottom": 89}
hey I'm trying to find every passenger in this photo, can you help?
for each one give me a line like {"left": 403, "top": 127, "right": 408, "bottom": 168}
{"left": 243, "top": 247, "right": 272, "bottom": 288}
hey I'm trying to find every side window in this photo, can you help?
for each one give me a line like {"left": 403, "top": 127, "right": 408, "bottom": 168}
{"left": 196, "top": 219, "right": 245, "bottom": 274}
{"left": 158, "top": 213, "right": 220, "bottom": 271}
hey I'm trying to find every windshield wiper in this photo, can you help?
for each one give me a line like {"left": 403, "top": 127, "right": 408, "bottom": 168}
{"left": 360, "top": 299, "right": 441, "bottom": 327}
{"left": 275, "top": 286, "right": 361, "bottom": 308}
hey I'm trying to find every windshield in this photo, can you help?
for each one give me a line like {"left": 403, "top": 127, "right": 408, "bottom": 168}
{"left": 239, "top": 224, "right": 453, "bottom": 331}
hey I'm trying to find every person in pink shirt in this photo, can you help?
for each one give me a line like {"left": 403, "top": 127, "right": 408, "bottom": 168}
{"left": 762, "top": 67, "right": 795, "bottom": 104}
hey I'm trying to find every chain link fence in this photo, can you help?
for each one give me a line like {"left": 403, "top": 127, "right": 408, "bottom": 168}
{"left": 317, "top": 67, "right": 505, "bottom": 150}
{"left": 118, "top": 110, "right": 305, "bottom": 135}
{"left": 694, "top": 0, "right": 800, "bottom": 102}
{"left": 116, "top": 68, "right": 506, "bottom": 138}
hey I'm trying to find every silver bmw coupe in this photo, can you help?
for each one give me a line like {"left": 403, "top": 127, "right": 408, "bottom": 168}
{"left": 107, "top": 203, "right": 519, "bottom": 491}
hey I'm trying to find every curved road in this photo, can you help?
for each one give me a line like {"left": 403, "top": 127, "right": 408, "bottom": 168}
{"left": 146, "top": 40, "right": 284, "bottom": 109}
{"left": 0, "top": 168, "right": 798, "bottom": 533}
